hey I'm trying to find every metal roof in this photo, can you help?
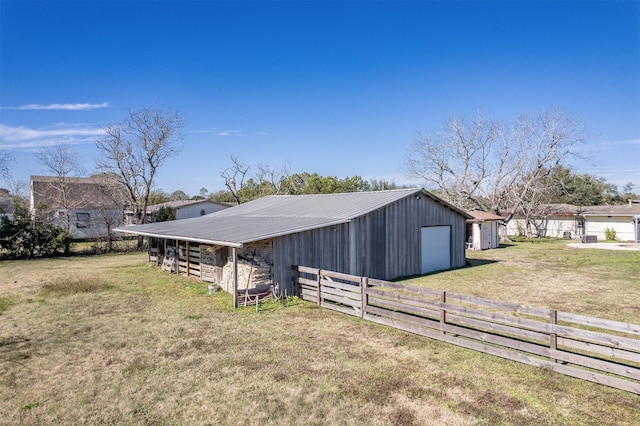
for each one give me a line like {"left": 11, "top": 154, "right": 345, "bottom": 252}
{"left": 115, "top": 188, "right": 467, "bottom": 247}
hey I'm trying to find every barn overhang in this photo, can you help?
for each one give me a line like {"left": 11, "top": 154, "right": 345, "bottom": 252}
{"left": 113, "top": 227, "right": 244, "bottom": 248}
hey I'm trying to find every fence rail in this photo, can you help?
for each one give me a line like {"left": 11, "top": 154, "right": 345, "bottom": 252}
{"left": 292, "top": 266, "right": 640, "bottom": 395}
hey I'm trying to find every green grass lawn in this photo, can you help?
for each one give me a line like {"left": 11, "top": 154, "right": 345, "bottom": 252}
{"left": 404, "top": 239, "right": 640, "bottom": 324}
{"left": 1, "top": 241, "right": 639, "bottom": 425}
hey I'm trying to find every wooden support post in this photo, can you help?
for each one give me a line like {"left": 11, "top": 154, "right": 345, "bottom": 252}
{"left": 550, "top": 309, "right": 558, "bottom": 363}
{"left": 316, "top": 269, "right": 322, "bottom": 306}
{"left": 186, "top": 241, "right": 190, "bottom": 276}
{"left": 232, "top": 247, "right": 238, "bottom": 309}
{"left": 440, "top": 291, "right": 447, "bottom": 334}
{"left": 361, "top": 277, "right": 368, "bottom": 319}
{"left": 291, "top": 265, "right": 299, "bottom": 298}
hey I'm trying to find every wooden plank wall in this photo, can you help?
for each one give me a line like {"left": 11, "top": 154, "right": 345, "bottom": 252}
{"left": 274, "top": 193, "right": 467, "bottom": 295}
{"left": 293, "top": 265, "right": 640, "bottom": 395}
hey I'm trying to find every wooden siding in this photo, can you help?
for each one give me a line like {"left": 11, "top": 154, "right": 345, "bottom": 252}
{"left": 273, "top": 194, "right": 466, "bottom": 294}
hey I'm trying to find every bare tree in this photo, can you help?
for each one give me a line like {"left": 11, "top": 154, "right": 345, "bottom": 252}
{"left": 255, "top": 161, "right": 292, "bottom": 197}
{"left": 91, "top": 173, "right": 127, "bottom": 253}
{"left": 221, "top": 155, "right": 250, "bottom": 204}
{"left": 0, "top": 150, "right": 14, "bottom": 181}
{"left": 406, "top": 109, "right": 586, "bottom": 239}
{"left": 95, "top": 107, "right": 184, "bottom": 247}
{"left": 34, "top": 143, "right": 85, "bottom": 233}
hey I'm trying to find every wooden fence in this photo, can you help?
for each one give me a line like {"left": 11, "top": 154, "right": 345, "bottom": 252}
{"left": 293, "top": 265, "right": 640, "bottom": 395}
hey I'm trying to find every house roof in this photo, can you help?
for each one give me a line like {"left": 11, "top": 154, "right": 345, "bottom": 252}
{"left": 115, "top": 188, "right": 469, "bottom": 248}
{"left": 147, "top": 199, "right": 230, "bottom": 212}
{"left": 466, "top": 210, "right": 504, "bottom": 222}
{"left": 523, "top": 203, "right": 640, "bottom": 217}
{"left": 31, "top": 175, "right": 123, "bottom": 210}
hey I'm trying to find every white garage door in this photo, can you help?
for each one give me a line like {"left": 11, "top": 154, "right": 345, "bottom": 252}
{"left": 421, "top": 226, "right": 451, "bottom": 274}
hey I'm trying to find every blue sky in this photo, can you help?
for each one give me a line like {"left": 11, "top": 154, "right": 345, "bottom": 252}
{"left": 1, "top": 0, "right": 638, "bottom": 196}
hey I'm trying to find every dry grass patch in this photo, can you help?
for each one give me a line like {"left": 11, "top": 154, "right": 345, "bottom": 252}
{"left": 41, "top": 275, "right": 112, "bottom": 294}
{"left": 1, "top": 248, "right": 639, "bottom": 424}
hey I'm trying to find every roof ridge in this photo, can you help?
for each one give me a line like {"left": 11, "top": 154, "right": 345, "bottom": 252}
{"left": 266, "top": 188, "right": 422, "bottom": 198}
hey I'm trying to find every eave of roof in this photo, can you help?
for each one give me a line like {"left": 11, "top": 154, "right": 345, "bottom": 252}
{"left": 115, "top": 215, "right": 353, "bottom": 248}
{"left": 466, "top": 210, "right": 504, "bottom": 222}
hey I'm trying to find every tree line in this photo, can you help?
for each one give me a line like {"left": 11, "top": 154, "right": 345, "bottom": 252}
{"left": 1, "top": 106, "right": 637, "bottom": 257}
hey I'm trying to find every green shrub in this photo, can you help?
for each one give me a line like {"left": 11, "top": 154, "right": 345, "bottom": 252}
{"left": 0, "top": 206, "right": 72, "bottom": 258}
{"left": 604, "top": 227, "right": 617, "bottom": 241}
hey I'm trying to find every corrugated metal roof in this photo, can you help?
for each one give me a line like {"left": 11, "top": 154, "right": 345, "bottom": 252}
{"left": 147, "top": 199, "right": 231, "bottom": 212}
{"left": 115, "top": 188, "right": 466, "bottom": 246}
{"left": 211, "top": 188, "right": 423, "bottom": 219}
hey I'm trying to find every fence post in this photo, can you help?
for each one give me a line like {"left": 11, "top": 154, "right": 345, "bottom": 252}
{"left": 440, "top": 290, "right": 447, "bottom": 334}
{"left": 291, "top": 265, "right": 299, "bottom": 298}
{"left": 550, "top": 309, "right": 558, "bottom": 362}
{"left": 316, "top": 269, "right": 322, "bottom": 306}
{"left": 361, "top": 277, "right": 368, "bottom": 319}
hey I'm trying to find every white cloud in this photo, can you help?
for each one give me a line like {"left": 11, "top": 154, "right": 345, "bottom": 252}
{"left": 217, "top": 130, "right": 242, "bottom": 136}
{"left": 0, "top": 102, "right": 110, "bottom": 111}
{"left": 0, "top": 123, "right": 104, "bottom": 149}
{"left": 586, "top": 138, "right": 640, "bottom": 149}
{"left": 190, "top": 129, "right": 243, "bottom": 137}
{"left": 609, "top": 138, "right": 640, "bottom": 146}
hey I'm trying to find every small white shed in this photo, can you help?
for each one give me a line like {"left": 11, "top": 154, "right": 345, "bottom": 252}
{"left": 466, "top": 210, "right": 503, "bottom": 250}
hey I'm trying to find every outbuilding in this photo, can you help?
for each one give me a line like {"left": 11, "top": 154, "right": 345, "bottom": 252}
{"left": 466, "top": 210, "right": 503, "bottom": 250}
{"left": 115, "top": 188, "right": 470, "bottom": 305}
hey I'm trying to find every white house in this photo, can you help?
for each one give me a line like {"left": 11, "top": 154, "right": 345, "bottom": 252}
{"left": 149, "top": 199, "right": 230, "bottom": 220}
{"left": 505, "top": 202, "right": 640, "bottom": 242}
{"left": 30, "top": 175, "right": 125, "bottom": 240}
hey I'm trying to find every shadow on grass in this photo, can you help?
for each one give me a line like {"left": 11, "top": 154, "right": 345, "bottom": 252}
{"left": 465, "top": 258, "right": 499, "bottom": 268}
{"left": 396, "top": 257, "right": 499, "bottom": 281}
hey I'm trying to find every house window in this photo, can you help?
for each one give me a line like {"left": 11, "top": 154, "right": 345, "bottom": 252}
{"left": 76, "top": 212, "right": 90, "bottom": 229}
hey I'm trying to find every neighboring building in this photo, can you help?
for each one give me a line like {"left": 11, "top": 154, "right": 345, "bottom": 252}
{"left": 0, "top": 197, "right": 15, "bottom": 221}
{"left": 466, "top": 210, "right": 503, "bottom": 250}
{"left": 115, "top": 188, "right": 470, "bottom": 297}
{"left": 505, "top": 202, "right": 640, "bottom": 242}
{"left": 150, "top": 199, "right": 230, "bottom": 220}
{"left": 30, "top": 175, "right": 125, "bottom": 240}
